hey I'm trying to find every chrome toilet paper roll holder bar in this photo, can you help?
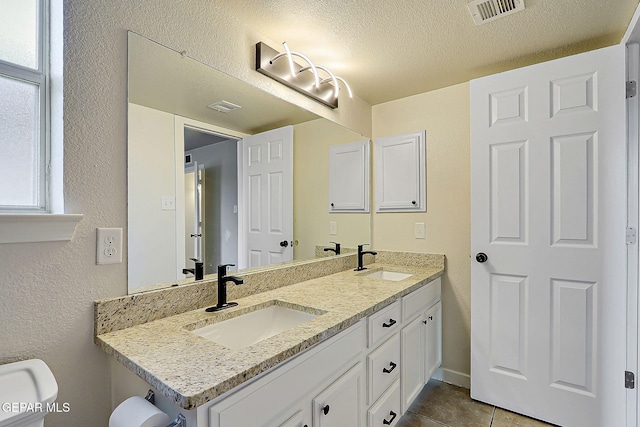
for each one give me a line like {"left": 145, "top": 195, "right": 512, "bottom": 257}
{"left": 145, "top": 390, "right": 187, "bottom": 427}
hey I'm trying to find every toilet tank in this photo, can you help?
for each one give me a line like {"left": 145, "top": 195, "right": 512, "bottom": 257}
{"left": 0, "top": 359, "right": 58, "bottom": 427}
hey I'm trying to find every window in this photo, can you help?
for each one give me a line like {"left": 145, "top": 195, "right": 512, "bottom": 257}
{"left": 0, "top": 0, "right": 48, "bottom": 212}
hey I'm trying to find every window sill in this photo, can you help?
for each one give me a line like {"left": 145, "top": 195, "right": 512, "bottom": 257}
{"left": 0, "top": 213, "right": 84, "bottom": 244}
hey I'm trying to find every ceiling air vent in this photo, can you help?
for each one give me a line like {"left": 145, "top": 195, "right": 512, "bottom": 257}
{"left": 207, "top": 100, "right": 242, "bottom": 113}
{"left": 467, "top": 0, "right": 525, "bottom": 25}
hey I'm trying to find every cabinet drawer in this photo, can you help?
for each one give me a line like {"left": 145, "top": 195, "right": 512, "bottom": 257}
{"left": 209, "top": 321, "right": 365, "bottom": 427}
{"left": 368, "top": 301, "right": 401, "bottom": 347}
{"left": 402, "top": 277, "right": 441, "bottom": 322}
{"left": 368, "top": 380, "right": 400, "bottom": 427}
{"left": 367, "top": 334, "right": 400, "bottom": 405}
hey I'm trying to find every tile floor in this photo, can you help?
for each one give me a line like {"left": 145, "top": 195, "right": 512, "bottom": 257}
{"left": 397, "top": 380, "right": 556, "bottom": 427}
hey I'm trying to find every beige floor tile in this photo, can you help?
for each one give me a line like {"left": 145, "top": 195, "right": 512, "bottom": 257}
{"left": 407, "top": 380, "right": 494, "bottom": 427}
{"left": 396, "top": 412, "right": 450, "bottom": 427}
{"left": 491, "top": 408, "right": 557, "bottom": 427}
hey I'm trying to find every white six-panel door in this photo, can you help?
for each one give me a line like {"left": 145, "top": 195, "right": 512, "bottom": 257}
{"left": 470, "top": 45, "right": 627, "bottom": 426}
{"left": 240, "top": 126, "right": 294, "bottom": 269}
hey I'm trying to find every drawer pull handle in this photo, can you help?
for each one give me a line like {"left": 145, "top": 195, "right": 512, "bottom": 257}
{"left": 382, "top": 319, "right": 396, "bottom": 328}
{"left": 383, "top": 410, "right": 397, "bottom": 425}
{"left": 383, "top": 361, "right": 397, "bottom": 373}
{"left": 322, "top": 405, "right": 330, "bottom": 415}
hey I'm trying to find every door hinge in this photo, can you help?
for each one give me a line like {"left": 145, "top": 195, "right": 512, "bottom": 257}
{"left": 627, "top": 81, "right": 637, "bottom": 98}
{"left": 626, "top": 227, "right": 637, "bottom": 245}
{"left": 626, "top": 371, "right": 635, "bottom": 389}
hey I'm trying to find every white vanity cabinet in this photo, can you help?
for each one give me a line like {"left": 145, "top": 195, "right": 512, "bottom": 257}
{"left": 146, "top": 277, "right": 441, "bottom": 427}
{"left": 312, "top": 362, "right": 363, "bottom": 427}
{"left": 399, "top": 278, "right": 442, "bottom": 413}
{"left": 364, "top": 278, "right": 441, "bottom": 427}
{"left": 206, "top": 320, "right": 366, "bottom": 427}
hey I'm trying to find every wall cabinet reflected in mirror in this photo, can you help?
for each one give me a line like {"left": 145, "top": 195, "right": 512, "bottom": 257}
{"left": 329, "top": 140, "right": 370, "bottom": 213}
{"left": 127, "top": 32, "right": 372, "bottom": 293}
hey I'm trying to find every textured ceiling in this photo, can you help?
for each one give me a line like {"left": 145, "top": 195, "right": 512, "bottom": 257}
{"left": 220, "top": 0, "right": 639, "bottom": 105}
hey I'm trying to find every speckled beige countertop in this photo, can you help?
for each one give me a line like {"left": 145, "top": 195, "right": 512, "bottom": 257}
{"left": 96, "top": 261, "right": 443, "bottom": 410}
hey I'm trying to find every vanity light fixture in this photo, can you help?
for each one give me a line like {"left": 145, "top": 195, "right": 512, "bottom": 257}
{"left": 255, "top": 41, "right": 353, "bottom": 109}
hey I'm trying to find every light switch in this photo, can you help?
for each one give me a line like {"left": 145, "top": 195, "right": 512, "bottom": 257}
{"left": 329, "top": 221, "right": 338, "bottom": 236}
{"left": 415, "top": 223, "right": 426, "bottom": 239}
{"left": 161, "top": 196, "right": 175, "bottom": 210}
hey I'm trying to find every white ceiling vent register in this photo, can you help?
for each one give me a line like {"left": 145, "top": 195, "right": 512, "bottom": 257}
{"left": 467, "top": 0, "right": 525, "bottom": 25}
{"left": 207, "top": 100, "right": 242, "bottom": 113}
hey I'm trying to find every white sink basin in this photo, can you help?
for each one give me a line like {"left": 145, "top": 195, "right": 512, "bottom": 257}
{"left": 191, "top": 304, "right": 319, "bottom": 350}
{"left": 362, "top": 270, "right": 413, "bottom": 281}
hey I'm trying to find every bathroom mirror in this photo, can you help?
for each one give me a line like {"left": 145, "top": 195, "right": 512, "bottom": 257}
{"left": 127, "top": 32, "right": 371, "bottom": 293}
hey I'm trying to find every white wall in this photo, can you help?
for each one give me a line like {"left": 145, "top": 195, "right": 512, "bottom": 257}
{"left": 128, "top": 103, "right": 178, "bottom": 290}
{"left": 0, "top": 2, "right": 371, "bottom": 426}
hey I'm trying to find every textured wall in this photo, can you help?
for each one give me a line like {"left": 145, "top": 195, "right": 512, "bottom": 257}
{"left": 372, "top": 83, "right": 471, "bottom": 380}
{"left": 0, "top": 1, "right": 370, "bottom": 426}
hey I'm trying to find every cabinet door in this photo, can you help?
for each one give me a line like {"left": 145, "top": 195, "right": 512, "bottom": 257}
{"left": 279, "top": 409, "right": 309, "bottom": 427}
{"left": 328, "top": 140, "right": 370, "bottom": 212}
{"left": 424, "top": 302, "right": 442, "bottom": 380}
{"left": 312, "top": 362, "right": 363, "bottom": 427}
{"left": 400, "top": 315, "right": 425, "bottom": 413}
{"left": 374, "top": 131, "right": 426, "bottom": 212}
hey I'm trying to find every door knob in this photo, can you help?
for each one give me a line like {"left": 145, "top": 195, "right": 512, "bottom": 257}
{"left": 476, "top": 252, "right": 488, "bottom": 263}
{"left": 279, "top": 240, "right": 289, "bottom": 247}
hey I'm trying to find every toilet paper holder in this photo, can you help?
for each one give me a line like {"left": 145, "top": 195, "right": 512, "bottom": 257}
{"left": 145, "top": 390, "right": 187, "bottom": 427}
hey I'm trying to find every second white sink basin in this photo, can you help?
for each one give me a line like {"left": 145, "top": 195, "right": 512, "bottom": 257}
{"left": 362, "top": 270, "right": 413, "bottom": 281}
{"left": 191, "top": 304, "right": 319, "bottom": 350}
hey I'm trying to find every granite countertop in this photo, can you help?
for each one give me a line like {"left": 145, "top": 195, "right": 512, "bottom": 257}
{"left": 96, "top": 262, "right": 444, "bottom": 410}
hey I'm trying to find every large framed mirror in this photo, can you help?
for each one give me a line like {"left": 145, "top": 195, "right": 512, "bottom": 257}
{"left": 127, "top": 33, "right": 371, "bottom": 293}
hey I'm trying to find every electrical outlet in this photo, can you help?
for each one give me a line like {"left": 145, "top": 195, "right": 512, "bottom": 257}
{"left": 97, "top": 227, "right": 123, "bottom": 264}
{"left": 415, "top": 222, "right": 426, "bottom": 239}
{"left": 329, "top": 221, "right": 338, "bottom": 236}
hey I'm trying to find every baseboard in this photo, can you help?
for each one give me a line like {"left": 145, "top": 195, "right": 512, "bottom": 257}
{"left": 432, "top": 367, "right": 471, "bottom": 389}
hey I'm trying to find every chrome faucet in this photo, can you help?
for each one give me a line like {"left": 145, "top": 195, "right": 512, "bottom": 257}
{"left": 355, "top": 244, "right": 377, "bottom": 271}
{"left": 323, "top": 241, "right": 341, "bottom": 255}
{"left": 182, "top": 258, "right": 204, "bottom": 280}
{"left": 206, "top": 264, "right": 244, "bottom": 312}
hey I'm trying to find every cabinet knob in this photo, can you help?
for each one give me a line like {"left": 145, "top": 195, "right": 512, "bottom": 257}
{"left": 383, "top": 410, "right": 397, "bottom": 425}
{"left": 382, "top": 361, "right": 397, "bottom": 374}
{"left": 422, "top": 320, "right": 427, "bottom": 324}
{"left": 322, "top": 404, "right": 330, "bottom": 415}
{"left": 382, "top": 319, "right": 397, "bottom": 328}
{"left": 429, "top": 315, "right": 433, "bottom": 321}
{"left": 411, "top": 200, "right": 417, "bottom": 205}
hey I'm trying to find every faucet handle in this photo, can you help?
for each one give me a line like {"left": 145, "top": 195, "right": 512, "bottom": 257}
{"left": 358, "top": 243, "right": 370, "bottom": 250}
{"left": 217, "top": 263, "right": 235, "bottom": 275}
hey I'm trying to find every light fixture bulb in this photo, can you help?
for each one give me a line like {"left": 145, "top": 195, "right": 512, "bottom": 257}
{"left": 281, "top": 43, "right": 320, "bottom": 88}
{"left": 335, "top": 76, "right": 353, "bottom": 99}
{"left": 282, "top": 42, "right": 297, "bottom": 78}
{"left": 316, "top": 65, "right": 340, "bottom": 98}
